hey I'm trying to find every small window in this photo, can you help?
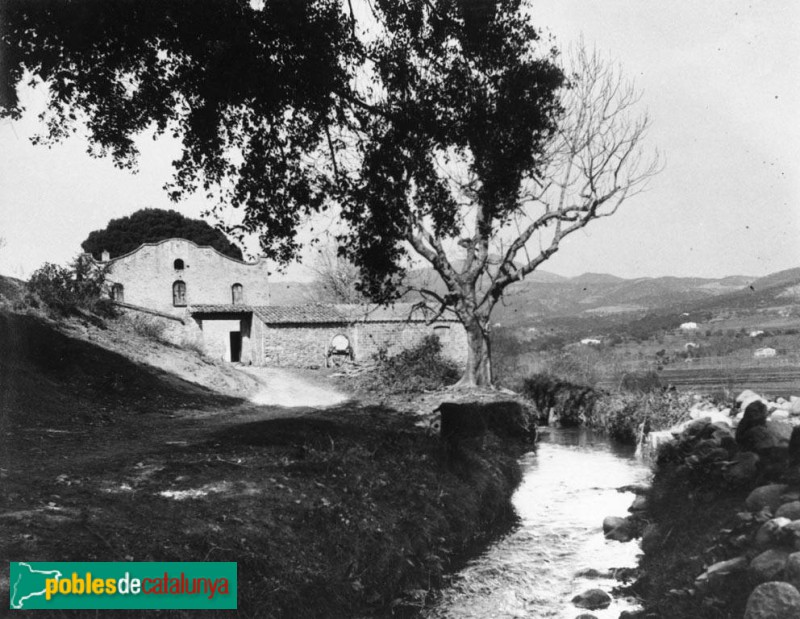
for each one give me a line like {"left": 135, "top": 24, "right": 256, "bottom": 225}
{"left": 173, "top": 281, "right": 187, "bottom": 306}
{"left": 111, "top": 283, "right": 124, "bottom": 303}
{"left": 174, "top": 259, "right": 185, "bottom": 270}
{"left": 231, "top": 283, "right": 243, "bottom": 305}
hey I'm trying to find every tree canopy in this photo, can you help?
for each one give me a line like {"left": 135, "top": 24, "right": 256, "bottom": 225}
{"left": 2, "top": 0, "right": 659, "bottom": 385}
{"left": 81, "top": 208, "right": 244, "bottom": 261}
{"left": 0, "top": 0, "right": 358, "bottom": 262}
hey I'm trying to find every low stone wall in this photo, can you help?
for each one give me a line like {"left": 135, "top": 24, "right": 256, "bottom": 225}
{"left": 259, "top": 321, "right": 467, "bottom": 368}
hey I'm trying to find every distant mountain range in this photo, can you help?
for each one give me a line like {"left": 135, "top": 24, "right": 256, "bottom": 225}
{"left": 270, "top": 266, "right": 800, "bottom": 330}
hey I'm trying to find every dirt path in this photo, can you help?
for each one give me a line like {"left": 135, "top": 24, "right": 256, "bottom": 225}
{"left": 238, "top": 366, "right": 351, "bottom": 408}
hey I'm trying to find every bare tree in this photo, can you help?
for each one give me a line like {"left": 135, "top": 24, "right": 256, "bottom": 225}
{"left": 361, "top": 43, "right": 662, "bottom": 386}
{"left": 305, "top": 244, "right": 367, "bottom": 305}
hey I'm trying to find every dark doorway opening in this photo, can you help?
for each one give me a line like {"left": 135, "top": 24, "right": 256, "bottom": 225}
{"left": 230, "top": 332, "right": 242, "bottom": 362}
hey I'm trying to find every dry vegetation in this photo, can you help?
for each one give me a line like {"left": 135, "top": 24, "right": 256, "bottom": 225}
{"left": 0, "top": 307, "right": 528, "bottom": 618}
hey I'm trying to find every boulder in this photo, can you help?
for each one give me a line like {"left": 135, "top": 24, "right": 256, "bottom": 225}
{"left": 786, "top": 552, "right": 800, "bottom": 592}
{"left": 744, "top": 581, "right": 800, "bottom": 619}
{"left": 736, "top": 389, "right": 761, "bottom": 405}
{"left": 628, "top": 495, "right": 648, "bottom": 513}
{"left": 766, "top": 418, "right": 795, "bottom": 444}
{"left": 737, "top": 401, "right": 769, "bottom": 447}
{"left": 780, "top": 520, "right": 800, "bottom": 550}
{"left": 575, "top": 615, "right": 598, "bottom": 619}
{"left": 749, "top": 549, "right": 790, "bottom": 583}
{"left": 683, "top": 419, "right": 712, "bottom": 438}
{"left": 790, "top": 427, "right": 800, "bottom": 465}
{"left": 724, "top": 452, "right": 760, "bottom": 484}
{"left": 776, "top": 501, "right": 800, "bottom": 520}
{"left": 605, "top": 520, "right": 636, "bottom": 543}
{"left": 790, "top": 396, "right": 800, "bottom": 415}
{"left": 742, "top": 426, "right": 778, "bottom": 453}
{"left": 694, "top": 556, "right": 748, "bottom": 592}
{"left": 571, "top": 588, "right": 611, "bottom": 610}
{"left": 602, "top": 516, "right": 626, "bottom": 535}
{"left": 746, "top": 484, "right": 789, "bottom": 513}
{"left": 754, "top": 518, "right": 792, "bottom": 549}
{"left": 575, "top": 568, "right": 612, "bottom": 579}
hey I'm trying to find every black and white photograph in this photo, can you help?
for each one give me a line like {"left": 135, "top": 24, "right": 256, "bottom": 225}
{"left": 1, "top": 1, "right": 799, "bottom": 617}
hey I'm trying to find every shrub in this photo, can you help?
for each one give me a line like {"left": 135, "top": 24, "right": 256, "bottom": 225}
{"left": 26, "top": 255, "right": 111, "bottom": 315}
{"left": 355, "top": 335, "right": 460, "bottom": 393}
{"left": 519, "top": 373, "right": 601, "bottom": 426}
{"left": 128, "top": 314, "right": 168, "bottom": 341}
{"left": 593, "top": 390, "right": 693, "bottom": 444}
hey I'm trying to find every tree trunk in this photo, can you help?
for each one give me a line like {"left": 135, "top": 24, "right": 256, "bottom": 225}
{"left": 455, "top": 321, "right": 492, "bottom": 387}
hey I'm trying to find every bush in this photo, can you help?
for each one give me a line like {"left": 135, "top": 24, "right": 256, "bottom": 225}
{"left": 27, "top": 255, "right": 111, "bottom": 315}
{"left": 127, "top": 314, "right": 168, "bottom": 341}
{"left": 355, "top": 335, "right": 460, "bottom": 393}
{"left": 519, "top": 373, "right": 601, "bottom": 426}
{"left": 593, "top": 390, "right": 693, "bottom": 444}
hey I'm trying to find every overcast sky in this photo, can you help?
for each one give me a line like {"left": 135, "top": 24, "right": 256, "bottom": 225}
{"left": 1, "top": 0, "right": 798, "bottom": 281}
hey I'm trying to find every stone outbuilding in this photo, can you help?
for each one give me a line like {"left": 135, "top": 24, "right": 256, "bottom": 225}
{"left": 191, "top": 303, "right": 467, "bottom": 367}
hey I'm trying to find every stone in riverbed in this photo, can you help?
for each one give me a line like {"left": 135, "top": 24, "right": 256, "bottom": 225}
{"left": 602, "top": 516, "right": 626, "bottom": 534}
{"left": 604, "top": 519, "right": 637, "bottom": 542}
{"left": 628, "top": 495, "right": 648, "bottom": 512}
{"left": 766, "top": 418, "right": 795, "bottom": 444}
{"left": 574, "top": 615, "right": 598, "bottom": 619}
{"left": 790, "top": 427, "right": 800, "bottom": 465}
{"left": 571, "top": 588, "right": 612, "bottom": 610}
{"left": 575, "top": 568, "right": 612, "bottom": 579}
{"left": 746, "top": 484, "right": 789, "bottom": 513}
{"left": 786, "top": 552, "right": 800, "bottom": 592}
{"left": 754, "top": 518, "right": 792, "bottom": 549}
{"left": 744, "top": 582, "right": 800, "bottom": 619}
{"left": 724, "top": 451, "right": 760, "bottom": 484}
{"left": 749, "top": 549, "right": 790, "bottom": 583}
{"left": 784, "top": 521, "right": 800, "bottom": 550}
{"left": 776, "top": 501, "right": 800, "bottom": 520}
{"left": 694, "top": 556, "right": 748, "bottom": 593}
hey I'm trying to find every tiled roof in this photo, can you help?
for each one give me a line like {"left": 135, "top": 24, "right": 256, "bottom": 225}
{"left": 253, "top": 305, "right": 348, "bottom": 324}
{"left": 253, "top": 303, "right": 459, "bottom": 324}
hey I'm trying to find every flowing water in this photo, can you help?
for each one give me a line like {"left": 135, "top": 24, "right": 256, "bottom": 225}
{"left": 425, "top": 429, "right": 652, "bottom": 619}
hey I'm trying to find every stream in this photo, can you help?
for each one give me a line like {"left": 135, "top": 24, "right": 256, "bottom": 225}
{"left": 425, "top": 429, "right": 652, "bottom": 618}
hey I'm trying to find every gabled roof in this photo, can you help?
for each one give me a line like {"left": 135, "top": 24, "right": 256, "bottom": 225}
{"left": 253, "top": 303, "right": 459, "bottom": 325}
{"left": 253, "top": 305, "right": 348, "bottom": 324}
{"left": 188, "top": 302, "right": 460, "bottom": 324}
{"left": 93, "top": 238, "right": 265, "bottom": 266}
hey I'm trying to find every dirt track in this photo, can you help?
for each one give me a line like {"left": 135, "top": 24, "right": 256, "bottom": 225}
{"left": 240, "top": 366, "right": 350, "bottom": 408}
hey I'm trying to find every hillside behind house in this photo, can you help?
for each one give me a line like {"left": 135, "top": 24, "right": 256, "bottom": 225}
{"left": 270, "top": 267, "right": 800, "bottom": 329}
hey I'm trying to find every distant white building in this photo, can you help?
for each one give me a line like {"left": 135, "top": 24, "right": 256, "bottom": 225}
{"left": 749, "top": 330, "right": 765, "bottom": 337}
{"left": 580, "top": 338, "right": 602, "bottom": 346}
{"left": 684, "top": 342, "right": 699, "bottom": 351}
{"left": 680, "top": 322, "right": 698, "bottom": 331}
{"left": 754, "top": 347, "right": 777, "bottom": 358}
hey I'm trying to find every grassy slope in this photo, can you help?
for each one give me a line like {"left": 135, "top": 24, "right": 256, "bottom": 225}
{"left": 0, "top": 310, "right": 524, "bottom": 618}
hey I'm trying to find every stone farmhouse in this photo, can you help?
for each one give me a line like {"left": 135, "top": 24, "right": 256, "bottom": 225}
{"left": 98, "top": 238, "right": 466, "bottom": 367}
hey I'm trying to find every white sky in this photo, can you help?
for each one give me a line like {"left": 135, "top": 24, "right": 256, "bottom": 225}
{"left": 0, "top": 0, "right": 798, "bottom": 281}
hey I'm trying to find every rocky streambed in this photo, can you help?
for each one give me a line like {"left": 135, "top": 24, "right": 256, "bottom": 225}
{"left": 628, "top": 389, "right": 800, "bottom": 618}
{"left": 425, "top": 429, "right": 651, "bottom": 618}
